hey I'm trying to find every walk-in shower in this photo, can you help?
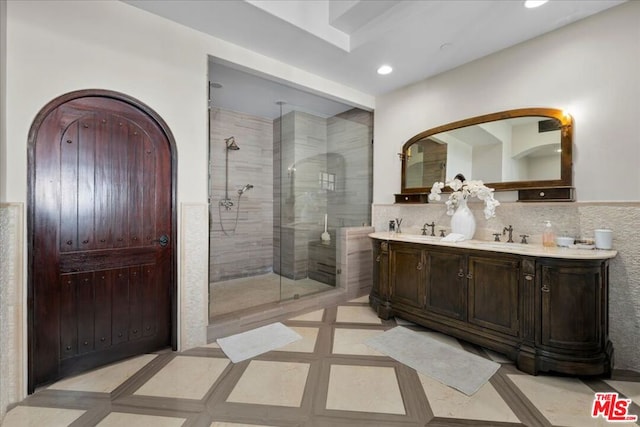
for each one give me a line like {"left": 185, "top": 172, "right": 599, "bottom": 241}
{"left": 208, "top": 59, "right": 373, "bottom": 320}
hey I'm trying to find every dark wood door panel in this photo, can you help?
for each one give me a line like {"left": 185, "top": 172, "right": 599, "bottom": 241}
{"left": 29, "top": 91, "right": 175, "bottom": 392}
{"left": 426, "top": 251, "right": 466, "bottom": 320}
{"left": 59, "top": 247, "right": 157, "bottom": 273}
{"left": 58, "top": 112, "right": 161, "bottom": 252}
{"left": 540, "top": 264, "right": 602, "bottom": 351}
{"left": 58, "top": 264, "right": 163, "bottom": 361}
{"left": 390, "top": 245, "right": 424, "bottom": 309}
{"left": 468, "top": 256, "right": 520, "bottom": 337}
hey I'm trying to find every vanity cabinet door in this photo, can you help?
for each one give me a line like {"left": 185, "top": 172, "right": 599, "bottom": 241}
{"left": 389, "top": 244, "right": 425, "bottom": 310}
{"left": 425, "top": 249, "right": 466, "bottom": 321}
{"left": 539, "top": 262, "right": 603, "bottom": 352}
{"left": 371, "top": 241, "right": 389, "bottom": 301}
{"left": 468, "top": 255, "right": 520, "bottom": 337}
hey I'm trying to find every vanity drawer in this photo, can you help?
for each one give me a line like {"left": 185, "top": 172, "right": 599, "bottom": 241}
{"left": 518, "top": 187, "right": 574, "bottom": 202}
{"left": 395, "top": 193, "right": 429, "bottom": 204}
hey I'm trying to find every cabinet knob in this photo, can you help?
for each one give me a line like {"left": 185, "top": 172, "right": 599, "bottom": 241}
{"left": 458, "top": 269, "right": 464, "bottom": 278}
{"left": 525, "top": 274, "right": 534, "bottom": 281}
{"left": 376, "top": 255, "right": 381, "bottom": 263}
{"left": 541, "top": 284, "right": 550, "bottom": 292}
{"left": 466, "top": 272, "right": 473, "bottom": 279}
{"left": 417, "top": 262, "right": 423, "bottom": 270}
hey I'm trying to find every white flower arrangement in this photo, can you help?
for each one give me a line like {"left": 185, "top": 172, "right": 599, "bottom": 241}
{"left": 428, "top": 176, "right": 500, "bottom": 219}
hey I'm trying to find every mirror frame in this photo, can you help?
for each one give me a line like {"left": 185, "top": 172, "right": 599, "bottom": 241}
{"left": 400, "top": 108, "right": 573, "bottom": 194}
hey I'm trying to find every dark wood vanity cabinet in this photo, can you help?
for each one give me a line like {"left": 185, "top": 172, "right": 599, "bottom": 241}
{"left": 370, "top": 238, "right": 613, "bottom": 376}
{"left": 536, "top": 260, "right": 612, "bottom": 375}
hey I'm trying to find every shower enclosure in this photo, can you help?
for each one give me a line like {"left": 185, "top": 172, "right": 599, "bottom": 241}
{"left": 208, "top": 60, "right": 373, "bottom": 320}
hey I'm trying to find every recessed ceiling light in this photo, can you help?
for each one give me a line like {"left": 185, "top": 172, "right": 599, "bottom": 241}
{"left": 524, "top": 0, "right": 548, "bottom": 8}
{"left": 377, "top": 65, "right": 393, "bottom": 75}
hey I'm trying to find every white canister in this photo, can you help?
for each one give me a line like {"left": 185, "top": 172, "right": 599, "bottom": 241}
{"left": 594, "top": 229, "right": 613, "bottom": 250}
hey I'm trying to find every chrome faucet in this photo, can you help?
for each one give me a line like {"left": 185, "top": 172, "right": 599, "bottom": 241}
{"left": 503, "top": 225, "right": 514, "bottom": 243}
{"left": 422, "top": 221, "right": 435, "bottom": 236}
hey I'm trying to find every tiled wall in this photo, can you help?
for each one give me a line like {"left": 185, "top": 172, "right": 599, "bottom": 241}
{"left": 209, "top": 107, "right": 372, "bottom": 285}
{"left": 372, "top": 201, "right": 640, "bottom": 372}
{"left": 337, "top": 226, "right": 375, "bottom": 299}
{"left": 180, "top": 203, "right": 209, "bottom": 350}
{"left": 274, "top": 111, "right": 328, "bottom": 280}
{"left": 327, "top": 109, "right": 373, "bottom": 228}
{"left": 0, "top": 203, "right": 24, "bottom": 419}
{"left": 274, "top": 109, "right": 374, "bottom": 280}
{"left": 209, "top": 108, "right": 274, "bottom": 282}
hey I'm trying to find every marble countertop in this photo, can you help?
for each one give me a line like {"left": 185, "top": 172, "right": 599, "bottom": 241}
{"left": 369, "top": 232, "right": 618, "bottom": 260}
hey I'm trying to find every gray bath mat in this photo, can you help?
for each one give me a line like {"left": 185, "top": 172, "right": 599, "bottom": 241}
{"left": 217, "top": 322, "right": 302, "bottom": 363}
{"left": 365, "top": 326, "right": 499, "bottom": 395}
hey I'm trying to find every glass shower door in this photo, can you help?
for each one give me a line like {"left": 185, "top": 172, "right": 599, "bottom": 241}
{"left": 275, "top": 103, "right": 372, "bottom": 302}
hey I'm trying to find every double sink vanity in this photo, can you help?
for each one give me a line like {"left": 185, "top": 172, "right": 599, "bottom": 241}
{"left": 369, "top": 233, "right": 616, "bottom": 376}
{"left": 373, "top": 107, "right": 617, "bottom": 376}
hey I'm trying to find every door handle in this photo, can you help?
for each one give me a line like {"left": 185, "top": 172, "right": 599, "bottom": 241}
{"left": 154, "top": 234, "right": 169, "bottom": 247}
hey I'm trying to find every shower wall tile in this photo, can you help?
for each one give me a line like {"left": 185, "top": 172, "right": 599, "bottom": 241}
{"left": 327, "top": 109, "right": 373, "bottom": 228}
{"left": 210, "top": 108, "right": 273, "bottom": 281}
{"left": 337, "top": 226, "right": 375, "bottom": 299}
{"left": 274, "top": 109, "right": 373, "bottom": 281}
{"left": 275, "top": 111, "right": 327, "bottom": 280}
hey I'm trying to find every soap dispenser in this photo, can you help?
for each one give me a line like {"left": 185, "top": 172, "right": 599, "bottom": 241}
{"left": 542, "top": 220, "right": 556, "bottom": 247}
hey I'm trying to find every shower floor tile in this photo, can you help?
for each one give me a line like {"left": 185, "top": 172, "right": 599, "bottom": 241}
{"left": 210, "top": 273, "right": 333, "bottom": 318}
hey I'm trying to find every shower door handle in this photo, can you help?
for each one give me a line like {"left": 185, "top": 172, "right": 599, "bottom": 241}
{"left": 153, "top": 234, "right": 169, "bottom": 247}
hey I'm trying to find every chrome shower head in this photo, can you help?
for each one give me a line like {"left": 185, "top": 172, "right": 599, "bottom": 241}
{"left": 238, "top": 184, "right": 254, "bottom": 195}
{"left": 225, "top": 136, "right": 239, "bottom": 150}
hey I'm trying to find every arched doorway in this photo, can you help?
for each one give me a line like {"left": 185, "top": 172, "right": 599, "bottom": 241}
{"left": 27, "top": 90, "right": 177, "bottom": 392}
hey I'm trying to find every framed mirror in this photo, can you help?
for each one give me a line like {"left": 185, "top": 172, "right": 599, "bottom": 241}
{"left": 399, "top": 108, "right": 573, "bottom": 201}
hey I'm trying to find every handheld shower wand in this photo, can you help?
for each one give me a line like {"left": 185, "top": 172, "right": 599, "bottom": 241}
{"left": 238, "top": 184, "right": 254, "bottom": 195}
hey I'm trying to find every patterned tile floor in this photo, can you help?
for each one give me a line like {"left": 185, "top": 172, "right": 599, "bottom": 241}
{"left": 5, "top": 296, "right": 640, "bottom": 426}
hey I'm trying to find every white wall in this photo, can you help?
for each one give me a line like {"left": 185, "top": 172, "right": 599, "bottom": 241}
{"left": 374, "top": 1, "right": 640, "bottom": 203}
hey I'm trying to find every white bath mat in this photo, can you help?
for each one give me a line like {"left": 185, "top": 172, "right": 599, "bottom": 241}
{"left": 217, "top": 322, "right": 302, "bottom": 363}
{"left": 365, "top": 326, "right": 500, "bottom": 395}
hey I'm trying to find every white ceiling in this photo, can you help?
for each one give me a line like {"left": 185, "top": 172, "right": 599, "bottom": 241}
{"left": 124, "top": 0, "right": 625, "bottom": 117}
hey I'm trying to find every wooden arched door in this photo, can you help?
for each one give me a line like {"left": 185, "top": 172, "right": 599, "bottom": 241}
{"left": 28, "top": 90, "right": 177, "bottom": 392}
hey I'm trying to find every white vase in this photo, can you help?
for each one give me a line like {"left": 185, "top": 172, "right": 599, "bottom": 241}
{"left": 450, "top": 198, "right": 476, "bottom": 240}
